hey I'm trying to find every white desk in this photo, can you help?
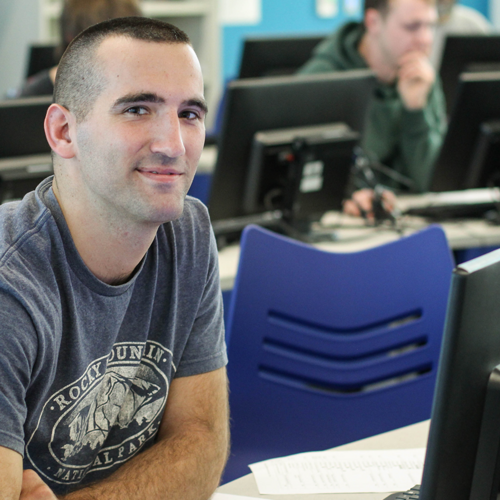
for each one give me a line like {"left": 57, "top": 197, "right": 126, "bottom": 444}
{"left": 217, "top": 420, "right": 430, "bottom": 500}
{"left": 218, "top": 211, "right": 500, "bottom": 291}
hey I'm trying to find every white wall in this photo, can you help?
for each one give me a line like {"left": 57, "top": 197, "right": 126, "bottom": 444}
{"left": 0, "top": 0, "right": 40, "bottom": 98}
{"left": 492, "top": 0, "right": 500, "bottom": 30}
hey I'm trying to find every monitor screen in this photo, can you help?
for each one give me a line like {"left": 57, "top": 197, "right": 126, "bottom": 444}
{"left": 417, "top": 248, "right": 500, "bottom": 500}
{"left": 238, "top": 35, "right": 325, "bottom": 79}
{"left": 430, "top": 72, "right": 500, "bottom": 192}
{"left": 0, "top": 96, "right": 52, "bottom": 160}
{"left": 208, "top": 70, "right": 376, "bottom": 221}
{"left": 26, "top": 43, "right": 58, "bottom": 78}
{"left": 439, "top": 35, "right": 500, "bottom": 115}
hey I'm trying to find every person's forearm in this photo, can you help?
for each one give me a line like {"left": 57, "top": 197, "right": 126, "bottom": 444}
{"left": 399, "top": 80, "right": 447, "bottom": 193}
{"left": 62, "top": 425, "right": 229, "bottom": 500}
{"left": 0, "top": 446, "right": 22, "bottom": 500}
{"left": 400, "top": 118, "right": 444, "bottom": 192}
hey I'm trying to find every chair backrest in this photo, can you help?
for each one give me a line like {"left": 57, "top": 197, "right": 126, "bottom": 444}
{"left": 223, "top": 224, "right": 454, "bottom": 483}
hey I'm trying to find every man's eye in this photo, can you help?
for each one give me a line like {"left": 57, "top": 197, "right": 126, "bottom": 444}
{"left": 404, "top": 22, "right": 435, "bottom": 33}
{"left": 181, "top": 110, "right": 201, "bottom": 120}
{"left": 125, "top": 106, "right": 148, "bottom": 115}
{"left": 404, "top": 23, "right": 421, "bottom": 32}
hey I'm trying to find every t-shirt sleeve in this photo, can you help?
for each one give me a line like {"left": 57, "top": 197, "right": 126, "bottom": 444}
{"left": 175, "top": 213, "right": 227, "bottom": 378}
{"left": 0, "top": 289, "right": 38, "bottom": 456}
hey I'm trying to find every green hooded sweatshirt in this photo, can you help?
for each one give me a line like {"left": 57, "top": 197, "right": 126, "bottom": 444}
{"left": 299, "top": 22, "right": 447, "bottom": 193}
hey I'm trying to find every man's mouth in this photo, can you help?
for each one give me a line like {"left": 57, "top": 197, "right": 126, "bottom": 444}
{"left": 138, "top": 167, "right": 182, "bottom": 175}
{"left": 137, "top": 167, "right": 184, "bottom": 183}
{"left": 148, "top": 171, "right": 178, "bottom": 175}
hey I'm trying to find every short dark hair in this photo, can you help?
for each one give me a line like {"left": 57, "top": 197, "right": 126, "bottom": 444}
{"left": 364, "top": 0, "right": 435, "bottom": 15}
{"left": 54, "top": 17, "right": 191, "bottom": 122}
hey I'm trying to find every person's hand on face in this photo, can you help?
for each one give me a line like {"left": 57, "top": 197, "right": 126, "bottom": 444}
{"left": 397, "top": 50, "right": 435, "bottom": 110}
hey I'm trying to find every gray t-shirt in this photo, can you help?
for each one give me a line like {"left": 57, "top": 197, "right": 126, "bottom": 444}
{"left": 0, "top": 177, "right": 227, "bottom": 494}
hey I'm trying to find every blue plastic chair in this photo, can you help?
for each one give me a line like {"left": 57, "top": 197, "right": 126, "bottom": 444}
{"left": 223, "top": 224, "right": 454, "bottom": 483}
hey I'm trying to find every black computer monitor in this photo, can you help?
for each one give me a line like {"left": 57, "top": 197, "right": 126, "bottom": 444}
{"left": 238, "top": 35, "right": 325, "bottom": 79}
{"left": 430, "top": 72, "right": 500, "bottom": 192}
{"left": 243, "top": 123, "right": 359, "bottom": 230}
{"left": 0, "top": 96, "right": 53, "bottom": 202}
{"left": 208, "top": 70, "right": 376, "bottom": 222}
{"left": 439, "top": 35, "right": 500, "bottom": 116}
{"left": 26, "top": 43, "right": 58, "bottom": 78}
{"left": 413, "top": 248, "right": 500, "bottom": 500}
{"left": 0, "top": 97, "right": 52, "bottom": 159}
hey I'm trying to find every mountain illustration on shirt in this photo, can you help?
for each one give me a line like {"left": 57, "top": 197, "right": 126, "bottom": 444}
{"left": 60, "top": 365, "right": 163, "bottom": 461}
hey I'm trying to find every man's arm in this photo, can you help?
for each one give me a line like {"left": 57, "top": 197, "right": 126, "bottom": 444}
{"left": 0, "top": 445, "right": 22, "bottom": 499}
{"left": 396, "top": 52, "right": 447, "bottom": 192}
{"left": 1, "top": 447, "right": 61, "bottom": 500}
{"left": 62, "top": 367, "right": 229, "bottom": 500}
{"left": 397, "top": 51, "right": 435, "bottom": 111}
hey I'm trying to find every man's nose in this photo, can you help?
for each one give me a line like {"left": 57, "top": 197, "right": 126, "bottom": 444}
{"left": 151, "top": 112, "right": 186, "bottom": 158}
{"left": 416, "top": 24, "right": 434, "bottom": 51}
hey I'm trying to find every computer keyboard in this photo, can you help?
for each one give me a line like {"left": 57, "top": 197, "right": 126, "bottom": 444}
{"left": 404, "top": 202, "right": 496, "bottom": 220}
{"left": 401, "top": 187, "right": 500, "bottom": 220}
{"left": 383, "top": 484, "right": 420, "bottom": 500}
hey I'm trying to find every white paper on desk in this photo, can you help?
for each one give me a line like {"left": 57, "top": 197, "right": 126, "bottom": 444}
{"left": 211, "top": 494, "right": 261, "bottom": 500}
{"left": 249, "top": 448, "right": 425, "bottom": 495}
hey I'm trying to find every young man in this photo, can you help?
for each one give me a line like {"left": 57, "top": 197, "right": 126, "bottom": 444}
{"left": 299, "top": 0, "right": 446, "bottom": 196}
{"left": 0, "top": 17, "right": 228, "bottom": 500}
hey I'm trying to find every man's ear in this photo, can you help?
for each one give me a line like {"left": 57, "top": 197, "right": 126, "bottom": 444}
{"left": 44, "top": 104, "right": 77, "bottom": 159}
{"left": 364, "top": 8, "right": 383, "bottom": 35}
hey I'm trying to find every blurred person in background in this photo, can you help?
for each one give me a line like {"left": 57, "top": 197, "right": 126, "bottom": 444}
{"left": 15, "top": 0, "right": 142, "bottom": 97}
{"left": 299, "top": 0, "right": 446, "bottom": 220}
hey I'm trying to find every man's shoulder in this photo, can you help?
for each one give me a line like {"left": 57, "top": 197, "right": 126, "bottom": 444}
{"left": 160, "top": 196, "right": 214, "bottom": 253}
{"left": 299, "top": 21, "right": 366, "bottom": 74}
{"left": 155, "top": 196, "right": 217, "bottom": 288}
{"left": 0, "top": 185, "right": 60, "bottom": 320}
{"left": 170, "top": 196, "right": 211, "bottom": 236}
{"left": 324, "top": 20, "right": 364, "bottom": 45}
{"left": 182, "top": 195, "right": 210, "bottom": 218}
{"left": 0, "top": 189, "right": 53, "bottom": 264}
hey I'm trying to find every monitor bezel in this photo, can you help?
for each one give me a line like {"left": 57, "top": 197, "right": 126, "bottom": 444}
{"left": 419, "top": 248, "right": 500, "bottom": 500}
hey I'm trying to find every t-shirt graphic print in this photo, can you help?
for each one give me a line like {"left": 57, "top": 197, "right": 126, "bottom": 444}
{"left": 26, "top": 340, "right": 172, "bottom": 489}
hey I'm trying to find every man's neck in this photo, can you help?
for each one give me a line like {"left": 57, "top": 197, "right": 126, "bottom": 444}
{"left": 358, "top": 32, "right": 397, "bottom": 84}
{"left": 52, "top": 181, "right": 158, "bottom": 286}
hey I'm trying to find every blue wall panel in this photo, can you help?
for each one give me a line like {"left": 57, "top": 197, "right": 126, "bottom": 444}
{"left": 459, "top": 0, "right": 488, "bottom": 17}
{"left": 222, "top": 0, "right": 361, "bottom": 81}
{"left": 221, "top": 0, "right": 491, "bottom": 82}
